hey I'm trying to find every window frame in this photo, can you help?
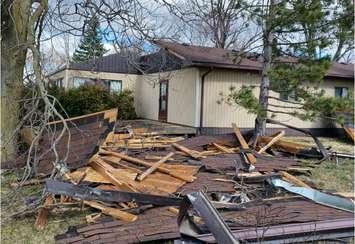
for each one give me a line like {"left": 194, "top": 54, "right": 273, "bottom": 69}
{"left": 108, "top": 80, "right": 123, "bottom": 93}
{"left": 335, "top": 87, "right": 349, "bottom": 98}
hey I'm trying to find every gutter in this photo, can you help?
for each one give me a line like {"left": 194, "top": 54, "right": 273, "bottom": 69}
{"left": 199, "top": 68, "right": 213, "bottom": 134}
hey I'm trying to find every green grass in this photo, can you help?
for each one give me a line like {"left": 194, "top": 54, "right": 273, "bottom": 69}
{"left": 1, "top": 137, "right": 353, "bottom": 243}
{"left": 0, "top": 170, "right": 91, "bottom": 244}
{"left": 285, "top": 136, "right": 354, "bottom": 192}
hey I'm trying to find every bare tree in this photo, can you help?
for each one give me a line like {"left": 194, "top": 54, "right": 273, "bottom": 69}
{"left": 159, "top": 0, "right": 261, "bottom": 50}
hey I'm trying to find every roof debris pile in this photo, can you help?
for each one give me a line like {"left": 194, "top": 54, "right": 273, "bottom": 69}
{"left": 6, "top": 110, "right": 354, "bottom": 243}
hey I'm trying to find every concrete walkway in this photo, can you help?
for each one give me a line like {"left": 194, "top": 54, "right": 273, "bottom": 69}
{"left": 117, "top": 119, "right": 197, "bottom": 135}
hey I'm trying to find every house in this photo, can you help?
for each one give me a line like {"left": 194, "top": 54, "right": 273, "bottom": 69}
{"left": 48, "top": 40, "right": 354, "bottom": 135}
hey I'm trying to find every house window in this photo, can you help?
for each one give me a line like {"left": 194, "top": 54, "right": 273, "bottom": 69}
{"left": 279, "top": 90, "right": 295, "bottom": 101}
{"left": 335, "top": 87, "right": 348, "bottom": 98}
{"left": 73, "top": 77, "right": 88, "bottom": 88}
{"left": 108, "top": 80, "right": 122, "bottom": 93}
{"left": 56, "top": 78, "right": 63, "bottom": 87}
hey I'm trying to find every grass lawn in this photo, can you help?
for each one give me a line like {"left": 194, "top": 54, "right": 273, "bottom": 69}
{"left": 1, "top": 137, "right": 353, "bottom": 243}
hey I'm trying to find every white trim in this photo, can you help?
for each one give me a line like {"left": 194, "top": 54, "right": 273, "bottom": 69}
{"left": 194, "top": 68, "right": 202, "bottom": 127}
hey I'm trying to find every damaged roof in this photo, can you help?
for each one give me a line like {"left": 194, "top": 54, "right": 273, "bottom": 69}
{"left": 51, "top": 40, "right": 354, "bottom": 79}
{"left": 154, "top": 40, "right": 355, "bottom": 79}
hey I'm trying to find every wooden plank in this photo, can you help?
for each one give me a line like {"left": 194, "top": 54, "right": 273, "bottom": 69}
{"left": 172, "top": 143, "right": 203, "bottom": 159}
{"left": 212, "top": 143, "right": 234, "bottom": 153}
{"left": 257, "top": 130, "right": 285, "bottom": 154}
{"left": 99, "top": 149, "right": 195, "bottom": 182}
{"left": 137, "top": 152, "right": 174, "bottom": 181}
{"left": 84, "top": 201, "right": 137, "bottom": 222}
{"left": 47, "top": 108, "right": 117, "bottom": 125}
{"left": 280, "top": 171, "right": 310, "bottom": 188}
{"left": 231, "top": 123, "right": 257, "bottom": 164}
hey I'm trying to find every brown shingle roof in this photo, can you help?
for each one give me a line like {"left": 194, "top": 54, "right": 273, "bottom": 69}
{"left": 154, "top": 40, "right": 354, "bottom": 79}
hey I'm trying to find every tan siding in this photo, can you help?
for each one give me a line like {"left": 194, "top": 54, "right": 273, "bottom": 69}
{"left": 203, "top": 70, "right": 259, "bottom": 128}
{"left": 135, "top": 75, "right": 159, "bottom": 120}
{"left": 203, "top": 69, "right": 353, "bottom": 128}
{"left": 135, "top": 68, "right": 198, "bottom": 126}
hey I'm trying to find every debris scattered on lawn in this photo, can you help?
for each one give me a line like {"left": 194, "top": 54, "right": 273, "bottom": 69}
{"left": 4, "top": 110, "right": 355, "bottom": 243}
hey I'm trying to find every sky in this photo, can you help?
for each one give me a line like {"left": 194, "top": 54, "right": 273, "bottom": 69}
{"left": 38, "top": 0, "right": 354, "bottom": 74}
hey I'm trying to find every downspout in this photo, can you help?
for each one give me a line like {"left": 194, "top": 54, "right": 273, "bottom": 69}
{"left": 199, "top": 68, "right": 213, "bottom": 135}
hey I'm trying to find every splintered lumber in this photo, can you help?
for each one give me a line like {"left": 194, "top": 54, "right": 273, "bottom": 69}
{"left": 279, "top": 171, "right": 310, "bottom": 188}
{"left": 84, "top": 201, "right": 137, "bottom": 222}
{"left": 137, "top": 152, "right": 174, "bottom": 181}
{"left": 231, "top": 123, "right": 257, "bottom": 164}
{"left": 99, "top": 149, "right": 195, "bottom": 182}
{"left": 172, "top": 143, "right": 204, "bottom": 159}
{"left": 35, "top": 194, "right": 54, "bottom": 231}
{"left": 258, "top": 137, "right": 307, "bottom": 153}
{"left": 90, "top": 156, "right": 138, "bottom": 192}
{"left": 212, "top": 143, "right": 234, "bottom": 153}
{"left": 258, "top": 130, "right": 285, "bottom": 154}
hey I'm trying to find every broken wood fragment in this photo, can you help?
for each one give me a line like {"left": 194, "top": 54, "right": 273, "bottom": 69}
{"left": 343, "top": 126, "right": 355, "bottom": 142}
{"left": 99, "top": 149, "right": 195, "bottom": 182}
{"left": 257, "top": 131, "right": 285, "bottom": 154}
{"left": 279, "top": 171, "right": 310, "bottom": 188}
{"left": 35, "top": 194, "right": 54, "bottom": 231}
{"left": 86, "top": 212, "right": 102, "bottom": 224}
{"left": 231, "top": 123, "right": 257, "bottom": 164}
{"left": 84, "top": 201, "right": 137, "bottom": 222}
{"left": 137, "top": 152, "right": 174, "bottom": 181}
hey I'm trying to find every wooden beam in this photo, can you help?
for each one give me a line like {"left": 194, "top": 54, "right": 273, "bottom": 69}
{"left": 137, "top": 152, "right": 174, "bottom": 181}
{"left": 279, "top": 171, "right": 310, "bottom": 188}
{"left": 171, "top": 143, "right": 203, "bottom": 159}
{"left": 84, "top": 200, "right": 137, "bottom": 222}
{"left": 231, "top": 123, "right": 257, "bottom": 164}
{"left": 212, "top": 143, "right": 234, "bottom": 153}
{"left": 257, "top": 130, "right": 285, "bottom": 154}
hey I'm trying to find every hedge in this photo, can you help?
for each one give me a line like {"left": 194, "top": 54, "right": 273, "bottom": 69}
{"left": 47, "top": 84, "right": 137, "bottom": 120}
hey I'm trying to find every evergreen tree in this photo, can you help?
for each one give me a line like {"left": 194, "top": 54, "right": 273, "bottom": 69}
{"left": 72, "top": 15, "right": 107, "bottom": 63}
{"left": 222, "top": 0, "right": 354, "bottom": 136}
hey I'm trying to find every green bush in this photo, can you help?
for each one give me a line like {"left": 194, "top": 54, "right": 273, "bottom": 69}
{"left": 47, "top": 84, "right": 137, "bottom": 120}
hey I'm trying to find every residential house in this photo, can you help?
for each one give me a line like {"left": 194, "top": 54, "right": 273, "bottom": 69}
{"left": 48, "top": 40, "right": 354, "bottom": 135}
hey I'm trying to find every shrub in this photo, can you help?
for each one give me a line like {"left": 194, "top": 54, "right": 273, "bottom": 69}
{"left": 47, "top": 84, "right": 137, "bottom": 120}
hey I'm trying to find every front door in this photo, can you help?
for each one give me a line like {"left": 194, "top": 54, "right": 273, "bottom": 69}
{"left": 158, "top": 80, "right": 168, "bottom": 122}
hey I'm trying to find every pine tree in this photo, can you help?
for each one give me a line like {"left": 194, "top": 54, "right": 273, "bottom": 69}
{"left": 72, "top": 15, "right": 107, "bottom": 63}
{"left": 222, "top": 0, "right": 353, "bottom": 136}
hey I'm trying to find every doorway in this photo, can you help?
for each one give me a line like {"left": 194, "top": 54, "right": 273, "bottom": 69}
{"left": 158, "top": 80, "right": 168, "bottom": 122}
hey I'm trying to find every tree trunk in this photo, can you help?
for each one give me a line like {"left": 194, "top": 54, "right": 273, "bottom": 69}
{"left": 1, "top": 0, "right": 31, "bottom": 161}
{"left": 255, "top": 1, "right": 274, "bottom": 136}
